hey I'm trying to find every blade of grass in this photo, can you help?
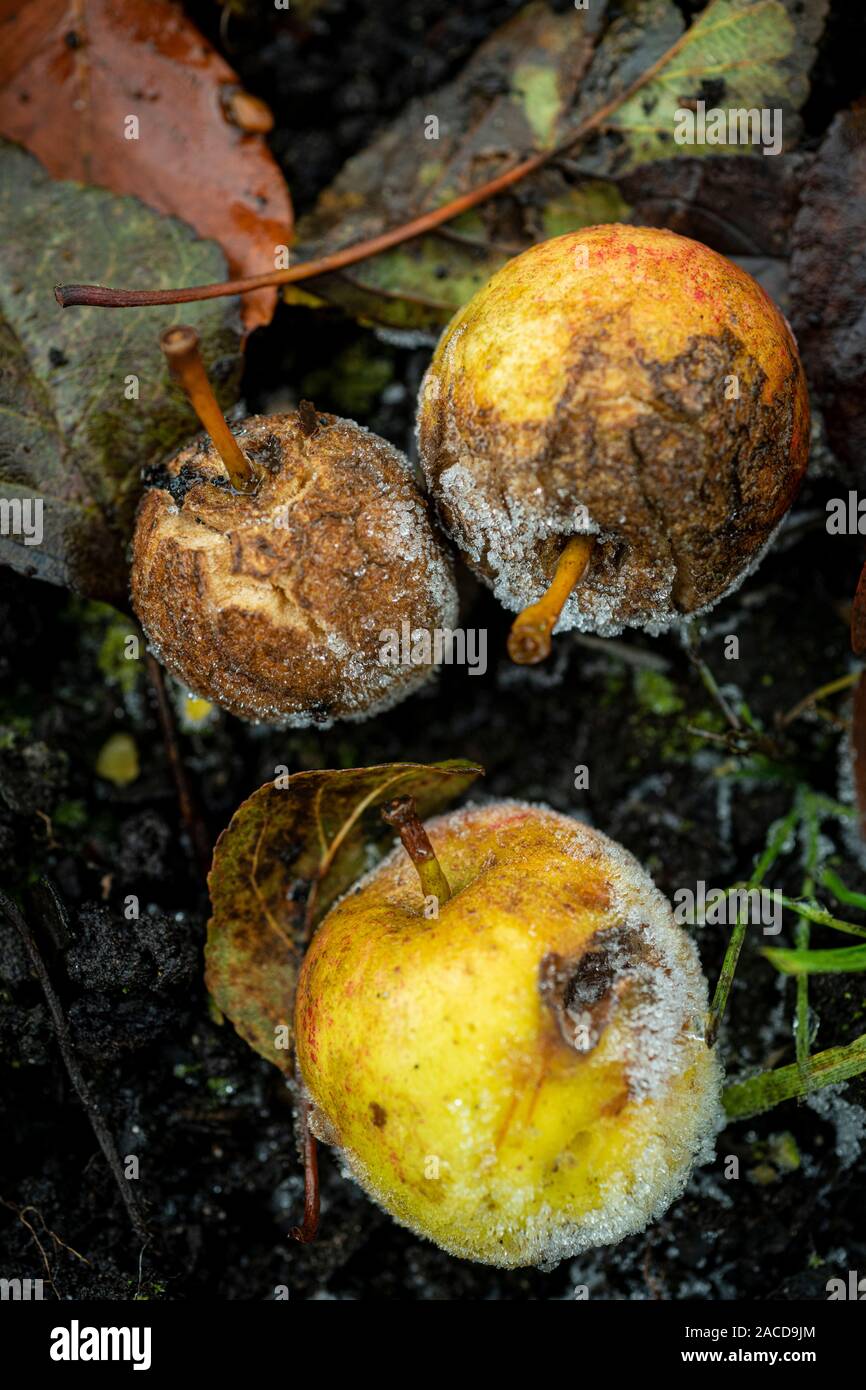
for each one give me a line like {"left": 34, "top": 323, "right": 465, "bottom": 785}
{"left": 794, "top": 798, "right": 819, "bottom": 1068}
{"left": 707, "top": 804, "right": 800, "bottom": 1045}
{"left": 763, "top": 943, "right": 866, "bottom": 975}
{"left": 723, "top": 1033, "right": 866, "bottom": 1120}
{"left": 820, "top": 865, "right": 866, "bottom": 912}
{"left": 773, "top": 895, "right": 866, "bottom": 940}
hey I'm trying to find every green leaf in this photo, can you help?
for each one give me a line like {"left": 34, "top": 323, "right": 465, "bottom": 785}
{"left": 605, "top": 0, "right": 827, "bottom": 171}
{"left": 0, "top": 141, "right": 242, "bottom": 603}
{"left": 205, "top": 759, "right": 484, "bottom": 1073}
{"left": 763, "top": 943, "right": 866, "bottom": 975}
{"left": 773, "top": 894, "right": 866, "bottom": 941}
{"left": 820, "top": 866, "right": 866, "bottom": 914}
{"left": 724, "top": 1032, "right": 866, "bottom": 1120}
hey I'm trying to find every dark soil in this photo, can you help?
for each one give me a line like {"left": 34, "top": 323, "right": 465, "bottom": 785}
{"left": 1, "top": 0, "right": 864, "bottom": 1301}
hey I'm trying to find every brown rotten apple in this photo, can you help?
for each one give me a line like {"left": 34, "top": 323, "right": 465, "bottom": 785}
{"left": 132, "top": 328, "right": 457, "bottom": 726}
{"left": 417, "top": 224, "right": 810, "bottom": 663}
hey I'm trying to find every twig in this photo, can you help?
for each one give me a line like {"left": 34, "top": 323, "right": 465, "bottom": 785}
{"left": 0, "top": 1198, "right": 58, "bottom": 1296}
{"left": 0, "top": 1197, "right": 91, "bottom": 1300}
{"left": 289, "top": 1099, "right": 320, "bottom": 1245}
{"left": 779, "top": 671, "right": 860, "bottom": 728}
{"left": 0, "top": 888, "right": 150, "bottom": 1242}
{"left": 683, "top": 624, "right": 741, "bottom": 731}
{"left": 145, "top": 653, "right": 212, "bottom": 881}
{"left": 54, "top": 11, "right": 703, "bottom": 309}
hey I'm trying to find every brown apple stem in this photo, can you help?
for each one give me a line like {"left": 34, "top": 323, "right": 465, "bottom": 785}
{"left": 289, "top": 1098, "right": 320, "bottom": 1245}
{"left": 507, "top": 535, "right": 594, "bottom": 665}
{"left": 159, "top": 326, "right": 255, "bottom": 493}
{"left": 382, "top": 796, "right": 452, "bottom": 907}
{"left": 297, "top": 399, "right": 320, "bottom": 438}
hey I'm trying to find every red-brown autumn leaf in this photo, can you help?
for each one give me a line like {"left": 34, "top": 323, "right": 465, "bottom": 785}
{"left": 0, "top": 0, "right": 292, "bottom": 331}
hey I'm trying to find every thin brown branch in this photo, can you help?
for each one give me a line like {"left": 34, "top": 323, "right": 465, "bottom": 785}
{"left": 145, "top": 653, "right": 212, "bottom": 881}
{"left": 289, "top": 1099, "right": 320, "bottom": 1245}
{"left": 54, "top": 13, "right": 701, "bottom": 310}
{"left": 0, "top": 887, "right": 150, "bottom": 1242}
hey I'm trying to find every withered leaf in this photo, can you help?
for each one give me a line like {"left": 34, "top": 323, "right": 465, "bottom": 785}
{"left": 206, "top": 759, "right": 484, "bottom": 1073}
{"left": 790, "top": 105, "right": 866, "bottom": 482}
{"left": 590, "top": 0, "right": 826, "bottom": 173}
{"left": 616, "top": 152, "right": 810, "bottom": 257}
{"left": 0, "top": 141, "right": 242, "bottom": 603}
{"left": 290, "top": 0, "right": 825, "bottom": 333}
{"left": 852, "top": 671, "right": 866, "bottom": 847}
{"left": 852, "top": 562, "right": 866, "bottom": 661}
{"left": 288, "top": 1, "right": 615, "bottom": 334}
{"left": 0, "top": 0, "right": 292, "bottom": 332}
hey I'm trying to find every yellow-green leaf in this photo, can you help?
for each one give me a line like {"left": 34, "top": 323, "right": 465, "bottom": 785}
{"left": 205, "top": 760, "right": 484, "bottom": 1072}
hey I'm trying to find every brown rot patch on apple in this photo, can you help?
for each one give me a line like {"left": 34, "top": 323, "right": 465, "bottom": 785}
{"left": 539, "top": 923, "right": 663, "bottom": 1055}
{"left": 424, "top": 326, "right": 805, "bottom": 627}
{"left": 370, "top": 1102, "right": 387, "bottom": 1128}
{"left": 419, "top": 225, "right": 809, "bottom": 641}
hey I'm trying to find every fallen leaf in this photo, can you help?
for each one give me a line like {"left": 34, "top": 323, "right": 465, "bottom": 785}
{"left": 0, "top": 141, "right": 242, "bottom": 603}
{"left": 850, "top": 670, "right": 866, "bottom": 846}
{"left": 852, "top": 563, "right": 866, "bottom": 660}
{"left": 287, "top": 1, "right": 614, "bottom": 333}
{"left": 595, "top": 0, "right": 827, "bottom": 172}
{"left": 206, "top": 759, "right": 484, "bottom": 1073}
{"left": 290, "top": 0, "right": 826, "bottom": 333}
{"left": 616, "top": 152, "right": 810, "bottom": 255}
{"left": 0, "top": 0, "right": 292, "bottom": 332}
{"left": 790, "top": 105, "right": 866, "bottom": 481}
{"left": 763, "top": 943, "right": 866, "bottom": 974}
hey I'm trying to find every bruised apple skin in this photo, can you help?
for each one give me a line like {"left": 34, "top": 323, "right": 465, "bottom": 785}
{"left": 131, "top": 410, "right": 457, "bottom": 726}
{"left": 294, "top": 800, "right": 722, "bottom": 1268}
{"left": 418, "top": 224, "right": 810, "bottom": 636}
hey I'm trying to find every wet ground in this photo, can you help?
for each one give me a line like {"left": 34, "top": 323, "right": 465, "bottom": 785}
{"left": 1, "top": 0, "right": 864, "bottom": 1300}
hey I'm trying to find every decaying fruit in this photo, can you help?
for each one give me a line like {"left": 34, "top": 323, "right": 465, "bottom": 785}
{"left": 417, "top": 224, "right": 810, "bottom": 663}
{"left": 294, "top": 797, "right": 721, "bottom": 1268}
{"left": 131, "top": 327, "right": 457, "bottom": 726}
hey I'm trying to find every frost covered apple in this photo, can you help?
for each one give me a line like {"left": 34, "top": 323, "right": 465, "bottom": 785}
{"left": 294, "top": 797, "right": 722, "bottom": 1268}
{"left": 418, "top": 224, "right": 810, "bottom": 663}
{"left": 132, "top": 327, "right": 457, "bottom": 726}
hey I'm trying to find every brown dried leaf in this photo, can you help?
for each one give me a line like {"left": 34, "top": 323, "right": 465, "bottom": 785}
{"left": 790, "top": 105, "right": 866, "bottom": 479}
{"left": 850, "top": 671, "right": 866, "bottom": 846}
{"left": 851, "top": 561, "right": 866, "bottom": 660}
{"left": 205, "top": 760, "right": 484, "bottom": 1073}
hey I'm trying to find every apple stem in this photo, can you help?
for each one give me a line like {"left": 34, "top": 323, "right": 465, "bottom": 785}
{"left": 382, "top": 796, "right": 452, "bottom": 908}
{"left": 507, "top": 535, "right": 594, "bottom": 665}
{"left": 297, "top": 399, "right": 320, "bottom": 438}
{"left": 159, "top": 325, "right": 256, "bottom": 494}
{"left": 289, "top": 1098, "right": 320, "bottom": 1245}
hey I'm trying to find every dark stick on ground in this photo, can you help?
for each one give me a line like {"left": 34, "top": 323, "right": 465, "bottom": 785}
{"left": 289, "top": 1098, "right": 320, "bottom": 1245}
{"left": 0, "top": 886, "right": 151, "bottom": 1243}
{"left": 145, "top": 653, "right": 213, "bottom": 882}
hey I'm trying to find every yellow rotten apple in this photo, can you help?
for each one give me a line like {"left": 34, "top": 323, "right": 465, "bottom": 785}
{"left": 294, "top": 798, "right": 722, "bottom": 1268}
